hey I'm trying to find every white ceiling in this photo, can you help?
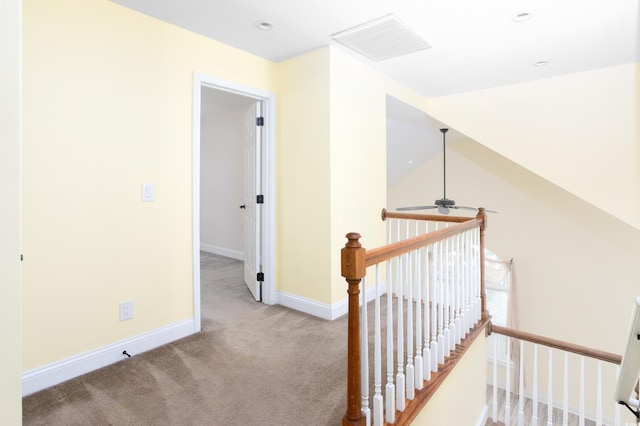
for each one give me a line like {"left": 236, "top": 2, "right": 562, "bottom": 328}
{"left": 112, "top": 0, "right": 639, "bottom": 186}
{"left": 111, "top": 0, "right": 638, "bottom": 98}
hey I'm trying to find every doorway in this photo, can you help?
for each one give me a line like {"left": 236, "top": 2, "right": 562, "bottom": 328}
{"left": 192, "top": 74, "right": 276, "bottom": 332}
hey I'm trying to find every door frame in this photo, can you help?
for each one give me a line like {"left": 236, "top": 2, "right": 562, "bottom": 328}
{"left": 192, "top": 73, "right": 277, "bottom": 332}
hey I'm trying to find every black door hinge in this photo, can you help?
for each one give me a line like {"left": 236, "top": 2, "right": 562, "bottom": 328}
{"left": 256, "top": 117, "right": 264, "bottom": 126}
{"left": 257, "top": 272, "right": 264, "bottom": 282}
{"left": 256, "top": 194, "right": 264, "bottom": 204}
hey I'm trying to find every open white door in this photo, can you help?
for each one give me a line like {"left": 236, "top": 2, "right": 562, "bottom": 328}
{"left": 243, "top": 101, "right": 262, "bottom": 301}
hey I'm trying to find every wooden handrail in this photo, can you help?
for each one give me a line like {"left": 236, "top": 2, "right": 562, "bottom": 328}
{"left": 365, "top": 218, "right": 482, "bottom": 267}
{"left": 490, "top": 323, "right": 622, "bottom": 365}
{"left": 381, "top": 208, "right": 475, "bottom": 224}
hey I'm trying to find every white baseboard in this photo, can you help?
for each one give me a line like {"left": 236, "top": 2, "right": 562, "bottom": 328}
{"left": 200, "top": 243, "right": 243, "bottom": 260}
{"left": 277, "top": 282, "right": 389, "bottom": 321}
{"left": 22, "top": 318, "right": 196, "bottom": 396}
{"left": 278, "top": 291, "right": 336, "bottom": 320}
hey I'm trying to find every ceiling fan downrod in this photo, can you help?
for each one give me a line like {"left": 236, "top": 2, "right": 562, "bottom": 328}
{"left": 439, "top": 128, "right": 453, "bottom": 205}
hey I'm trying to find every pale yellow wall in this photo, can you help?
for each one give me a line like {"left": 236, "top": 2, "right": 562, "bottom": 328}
{"left": 328, "top": 47, "right": 432, "bottom": 303}
{"left": 0, "top": 0, "right": 22, "bottom": 421}
{"left": 276, "top": 48, "right": 332, "bottom": 302}
{"left": 411, "top": 334, "right": 488, "bottom": 425}
{"left": 428, "top": 63, "right": 640, "bottom": 230}
{"left": 328, "top": 49, "right": 387, "bottom": 303}
{"left": 276, "top": 46, "right": 431, "bottom": 305}
{"left": 22, "top": 0, "right": 277, "bottom": 370}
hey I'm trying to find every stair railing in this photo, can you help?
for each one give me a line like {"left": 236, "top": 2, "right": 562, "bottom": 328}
{"left": 488, "top": 323, "right": 624, "bottom": 425}
{"left": 341, "top": 208, "right": 490, "bottom": 425}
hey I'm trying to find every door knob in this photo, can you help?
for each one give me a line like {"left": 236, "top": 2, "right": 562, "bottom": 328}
{"left": 239, "top": 204, "right": 246, "bottom": 209}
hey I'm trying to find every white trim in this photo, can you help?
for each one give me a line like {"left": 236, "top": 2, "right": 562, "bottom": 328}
{"left": 200, "top": 243, "right": 243, "bottom": 261}
{"left": 277, "top": 282, "right": 389, "bottom": 321}
{"left": 192, "top": 73, "right": 278, "bottom": 330}
{"left": 474, "top": 404, "right": 489, "bottom": 426}
{"left": 22, "top": 318, "right": 195, "bottom": 396}
{"left": 278, "top": 291, "right": 337, "bottom": 320}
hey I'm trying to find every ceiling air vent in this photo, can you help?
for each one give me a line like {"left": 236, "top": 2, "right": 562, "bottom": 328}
{"left": 332, "top": 14, "right": 431, "bottom": 62}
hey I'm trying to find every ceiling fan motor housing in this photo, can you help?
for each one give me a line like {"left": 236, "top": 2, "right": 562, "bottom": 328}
{"left": 435, "top": 198, "right": 455, "bottom": 207}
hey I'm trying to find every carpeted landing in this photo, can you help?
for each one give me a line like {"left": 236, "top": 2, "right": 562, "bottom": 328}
{"left": 23, "top": 252, "right": 348, "bottom": 425}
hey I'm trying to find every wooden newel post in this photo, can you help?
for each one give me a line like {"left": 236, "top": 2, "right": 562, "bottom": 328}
{"left": 341, "top": 232, "right": 366, "bottom": 426}
{"left": 476, "top": 208, "right": 489, "bottom": 321}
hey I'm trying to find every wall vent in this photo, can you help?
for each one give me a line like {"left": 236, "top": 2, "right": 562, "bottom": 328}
{"left": 332, "top": 14, "right": 431, "bottom": 62}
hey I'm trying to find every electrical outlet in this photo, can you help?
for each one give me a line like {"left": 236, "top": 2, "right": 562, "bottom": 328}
{"left": 119, "top": 300, "right": 133, "bottom": 321}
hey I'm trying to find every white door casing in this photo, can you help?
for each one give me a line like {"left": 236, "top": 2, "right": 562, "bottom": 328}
{"left": 192, "top": 73, "right": 277, "bottom": 332}
{"left": 243, "top": 102, "right": 261, "bottom": 301}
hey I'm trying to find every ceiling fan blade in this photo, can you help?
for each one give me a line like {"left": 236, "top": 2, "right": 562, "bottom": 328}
{"left": 396, "top": 205, "right": 438, "bottom": 211}
{"left": 456, "top": 205, "right": 499, "bottom": 213}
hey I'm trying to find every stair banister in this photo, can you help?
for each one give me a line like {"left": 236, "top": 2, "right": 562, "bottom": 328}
{"left": 342, "top": 207, "right": 490, "bottom": 424}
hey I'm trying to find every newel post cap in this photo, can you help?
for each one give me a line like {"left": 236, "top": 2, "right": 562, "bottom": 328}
{"left": 341, "top": 233, "right": 366, "bottom": 280}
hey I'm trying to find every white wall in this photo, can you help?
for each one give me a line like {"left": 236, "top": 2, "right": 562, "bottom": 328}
{"left": 200, "top": 100, "right": 249, "bottom": 260}
{"left": 0, "top": 0, "right": 22, "bottom": 421}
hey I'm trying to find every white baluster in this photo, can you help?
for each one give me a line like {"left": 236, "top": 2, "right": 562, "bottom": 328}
{"left": 614, "top": 365, "right": 621, "bottom": 426}
{"left": 579, "top": 356, "right": 585, "bottom": 426}
{"left": 422, "top": 243, "right": 431, "bottom": 382}
{"left": 396, "top": 253, "right": 405, "bottom": 411}
{"left": 476, "top": 227, "right": 481, "bottom": 323}
{"left": 437, "top": 236, "right": 445, "bottom": 365}
{"left": 532, "top": 344, "right": 538, "bottom": 424}
{"left": 414, "top": 246, "right": 423, "bottom": 391}
{"left": 442, "top": 234, "right": 450, "bottom": 358}
{"left": 447, "top": 235, "right": 455, "bottom": 354}
{"left": 472, "top": 228, "right": 480, "bottom": 324}
{"left": 430, "top": 239, "right": 438, "bottom": 372}
{"left": 450, "top": 234, "right": 457, "bottom": 346}
{"left": 464, "top": 229, "right": 472, "bottom": 332}
{"left": 547, "top": 347, "right": 553, "bottom": 426}
{"left": 506, "top": 336, "right": 511, "bottom": 426}
{"left": 518, "top": 340, "right": 524, "bottom": 426}
{"left": 455, "top": 233, "right": 463, "bottom": 344}
{"left": 385, "top": 260, "right": 395, "bottom": 424}
{"left": 492, "top": 334, "right": 498, "bottom": 422}
{"left": 597, "top": 361, "right": 602, "bottom": 426}
{"left": 373, "top": 266, "right": 383, "bottom": 426}
{"left": 406, "top": 248, "right": 414, "bottom": 401}
{"left": 360, "top": 277, "right": 370, "bottom": 424}
{"left": 563, "top": 352, "right": 568, "bottom": 426}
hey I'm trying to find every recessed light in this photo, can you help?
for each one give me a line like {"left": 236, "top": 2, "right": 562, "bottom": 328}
{"left": 511, "top": 12, "right": 532, "bottom": 22}
{"left": 533, "top": 60, "right": 549, "bottom": 67}
{"left": 255, "top": 21, "right": 274, "bottom": 31}
{"left": 408, "top": 160, "right": 414, "bottom": 165}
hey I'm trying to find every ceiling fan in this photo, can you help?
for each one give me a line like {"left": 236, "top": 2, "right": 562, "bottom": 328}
{"left": 397, "top": 128, "right": 496, "bottom": 215}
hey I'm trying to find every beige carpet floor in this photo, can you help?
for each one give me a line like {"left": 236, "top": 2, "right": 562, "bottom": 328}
{"left": 23, "top": 252, "right": 348, "bottom": 425}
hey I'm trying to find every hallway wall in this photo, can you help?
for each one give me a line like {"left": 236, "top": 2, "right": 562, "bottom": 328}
{"left": 200, "top": 95, "right": 250, "bottom": 259}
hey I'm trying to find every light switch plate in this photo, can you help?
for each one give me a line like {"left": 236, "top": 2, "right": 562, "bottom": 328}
{"left": 142, "top": 184, "right": 154, "bottom": 202}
